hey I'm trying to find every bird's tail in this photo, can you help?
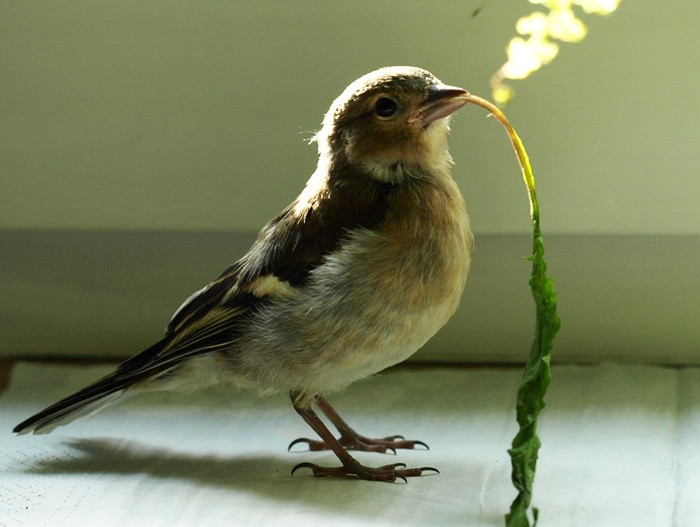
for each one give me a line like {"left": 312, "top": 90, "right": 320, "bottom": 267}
{"left": 13, "top": 341, "right": 168, "bottom": 435}
{"left": 13, "top": 371, "right": 138, "bottom": 435}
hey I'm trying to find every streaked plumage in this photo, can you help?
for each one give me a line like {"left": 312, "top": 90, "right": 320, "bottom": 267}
{"left": 15, "top": 66, "right": 474, "bottom": 482}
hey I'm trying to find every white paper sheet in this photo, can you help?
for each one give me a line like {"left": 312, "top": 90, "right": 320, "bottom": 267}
{"left": 1, "top": 363, "right": 698, "bottom": 526}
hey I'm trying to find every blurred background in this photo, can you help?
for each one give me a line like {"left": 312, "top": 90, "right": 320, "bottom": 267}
{"left": 2, "top": 1, "right": 699, "bottom": 364}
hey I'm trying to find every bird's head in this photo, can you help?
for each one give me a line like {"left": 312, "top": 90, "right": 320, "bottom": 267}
{"left": 314, "top": 66, "right": 469, "bottom": 183}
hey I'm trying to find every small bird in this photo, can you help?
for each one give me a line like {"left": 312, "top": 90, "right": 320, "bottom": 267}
{"left": 14, "top": 66, "right": 474, "bottom": 482}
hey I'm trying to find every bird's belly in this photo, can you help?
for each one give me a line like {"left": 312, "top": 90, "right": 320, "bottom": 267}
{"left": 304, "top": 284, "right": 460, "bottom": 390}
{"left": 305, "top": 228, "right": 469, "bottom": 389}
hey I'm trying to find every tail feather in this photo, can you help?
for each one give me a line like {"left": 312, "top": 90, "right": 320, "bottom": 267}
{"left": 13, "top": 339, "right": 173, "bottom": 435}
{"left": 13, "top": 373, "right": 134, "bottom": 435}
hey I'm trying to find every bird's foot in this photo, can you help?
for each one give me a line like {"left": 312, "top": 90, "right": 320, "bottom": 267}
{"left": 288, "top": 430, "right": 428, "bottom": 454}
{"left": 291, "top": 460, "right": 438, "bottom": 482}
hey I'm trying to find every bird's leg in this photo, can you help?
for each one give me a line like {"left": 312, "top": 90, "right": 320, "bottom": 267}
{"left": 289, "top": 392, "right": 436, "bottom": 482}
{"left": 289, "top": 395, "right": 428, "bottom": 453}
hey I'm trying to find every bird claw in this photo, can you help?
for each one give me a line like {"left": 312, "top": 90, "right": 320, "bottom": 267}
{"left": 291, "top": 461, "right": 437, "bottom": 482}
{"left": 288, "top": 430, "right": 428, "bottom": 453}
{"left": 403, "top": 439, "right": 429, "bottom": 450}
{"left": 288, "top": 437, "right": 318, "bottom": 452}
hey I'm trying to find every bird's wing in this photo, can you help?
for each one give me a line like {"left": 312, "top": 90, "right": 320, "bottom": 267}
{"left": 113, "top": 176, "right": 397, "bottom": 381}
{"left": 107, "top": 241, "right": 270, "bottom": 381}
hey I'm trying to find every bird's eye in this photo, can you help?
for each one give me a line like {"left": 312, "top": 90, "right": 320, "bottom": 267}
{"left": 374, "top": 97, "right": 398, "bottom": 118}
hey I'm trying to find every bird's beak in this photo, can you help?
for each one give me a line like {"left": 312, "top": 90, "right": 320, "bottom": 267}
{"left": 410, "top": 84, "right": 470, "bottom": 128}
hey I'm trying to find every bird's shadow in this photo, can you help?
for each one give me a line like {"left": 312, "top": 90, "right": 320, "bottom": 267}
{"left": 31, "top": 436, "right": 301, "bottom": 494}
{"left": 25, "top": 436, "right": 502, "bottom": 525}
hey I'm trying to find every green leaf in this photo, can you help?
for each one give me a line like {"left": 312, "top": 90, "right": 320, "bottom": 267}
{"left": 463, "top": 95, "right": 561, "bottom": 527}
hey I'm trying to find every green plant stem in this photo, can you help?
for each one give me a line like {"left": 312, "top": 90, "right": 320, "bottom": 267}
{"left": 463, "top": 94, "right": 561, "bottom": 527}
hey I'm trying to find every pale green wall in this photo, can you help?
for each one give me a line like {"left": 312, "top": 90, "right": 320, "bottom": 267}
{"left": 2, "top": 1, "right": 699, "bottom": 235}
